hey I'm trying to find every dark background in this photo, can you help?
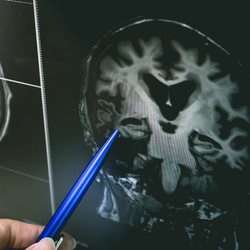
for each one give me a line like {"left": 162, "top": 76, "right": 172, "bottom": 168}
{"left": 37, "top": 1, "right": 250, "bottom": 249}
{"left": 0, "top": 0, "right": 51, "bottom": 229}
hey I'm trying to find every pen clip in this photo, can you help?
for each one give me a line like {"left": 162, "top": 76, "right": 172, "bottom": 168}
{"left": 54, "top": 234, "right": 64, "bottom": 250}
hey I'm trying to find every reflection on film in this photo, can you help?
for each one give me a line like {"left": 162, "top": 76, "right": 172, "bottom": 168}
{"left": 0, "top": 63, "right": 11, "bottom": 141}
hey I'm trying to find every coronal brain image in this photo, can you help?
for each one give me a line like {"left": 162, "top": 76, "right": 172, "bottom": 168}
{"left": 79, "top": 18, "right": 250, "bottom": 248}
{"left": 0, "top": 63, "right": 11, "bottom": 141}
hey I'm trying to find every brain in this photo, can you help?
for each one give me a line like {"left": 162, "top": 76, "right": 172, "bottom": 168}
{"left": 93, "top": 34, "right": 249, "bottom": 172}
{"left": 80, "top": 18, "right": 250, "bottom": 198}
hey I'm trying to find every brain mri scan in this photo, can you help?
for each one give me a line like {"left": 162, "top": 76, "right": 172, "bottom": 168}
{"left": 0, "top": 63, "right": 11, "bottom": 141}
{"left": 79, "top": 17, "right": 250, "bottom": 248}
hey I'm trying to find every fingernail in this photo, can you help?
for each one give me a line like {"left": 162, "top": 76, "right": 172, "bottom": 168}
{"left": 72, "top": 238, "right": 77, "bottom": 249}
{"left": 40, "top": 238, "right": 56, "bottom": 250}
{"left": 25, "top": 237, "right": 55, "bottom": 250}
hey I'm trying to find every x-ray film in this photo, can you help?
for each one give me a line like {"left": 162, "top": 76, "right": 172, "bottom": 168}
{"left": 79, "top": 17, "right": 250, "bottom": 249}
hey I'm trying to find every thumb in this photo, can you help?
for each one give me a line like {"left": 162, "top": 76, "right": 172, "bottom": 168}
{"left": 25, "top": 237, "right": 55, "bottom": 250}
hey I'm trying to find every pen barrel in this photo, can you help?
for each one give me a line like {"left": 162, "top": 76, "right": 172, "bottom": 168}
{"left": 36, "top": 129, "right": 119, "bottom": 242}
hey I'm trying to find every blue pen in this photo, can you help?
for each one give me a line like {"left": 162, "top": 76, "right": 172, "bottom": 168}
{"left": 35, "top": 129, "right": 119, "bottom": 247}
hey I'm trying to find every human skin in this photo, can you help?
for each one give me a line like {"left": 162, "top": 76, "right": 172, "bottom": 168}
{"left": 0, "top": 219, "right": 76, "bottom": 250}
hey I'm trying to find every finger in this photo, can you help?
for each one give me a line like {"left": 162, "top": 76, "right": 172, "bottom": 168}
{"left": 0, "top": 219, "right": 44, "bottom": 249}
{"left": 25, "top": 237, "right": 55, "bottom": 250}
{"left": 0, "top": 219, "right": 77, "bottom": 250}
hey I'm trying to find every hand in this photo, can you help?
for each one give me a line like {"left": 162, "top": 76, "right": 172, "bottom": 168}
{"left": 0, "top": 219, "right": 76, "bottom": 250}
